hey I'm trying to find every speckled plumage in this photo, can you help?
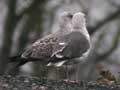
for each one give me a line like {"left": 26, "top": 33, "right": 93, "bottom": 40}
{"left": 21, "top": 34, "right": 58, "bottom": 60}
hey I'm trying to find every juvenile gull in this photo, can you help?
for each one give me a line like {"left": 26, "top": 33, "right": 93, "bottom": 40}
{"left": 9, "top": 12, "right": 73, "bottom": 67}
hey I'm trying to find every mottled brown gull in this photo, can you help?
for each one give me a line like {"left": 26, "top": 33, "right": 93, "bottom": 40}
{"left": 9, "top": 12, "right": 73, "bottom": 67}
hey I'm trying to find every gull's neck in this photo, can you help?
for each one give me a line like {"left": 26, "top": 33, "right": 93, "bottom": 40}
{"left": 54, "top": 23, "right": 72, "bottom": 36}
{"left": 72, "top": 25, "right": 90, "bottom": 42}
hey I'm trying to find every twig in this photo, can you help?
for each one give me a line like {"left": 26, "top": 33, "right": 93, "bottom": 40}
{"left": 108, "top": 0, "right": 120, "bottom": 8}
{"left": 88, "top": 9, "right": 120, "bottom": 35}
{"left": 16, "top": 0, "right": 44, "bottom": 21}
{"left": 97, "top": 27, "right": 120, "bottom": 60}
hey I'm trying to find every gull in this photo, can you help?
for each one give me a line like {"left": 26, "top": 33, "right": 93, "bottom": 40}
{"left": 9, "top": 12, "right": 73, "bottom": 68}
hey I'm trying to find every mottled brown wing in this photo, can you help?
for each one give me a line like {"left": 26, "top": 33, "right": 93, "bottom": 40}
{"left": 21, "top": 34, "right": 58, "bottom": 61}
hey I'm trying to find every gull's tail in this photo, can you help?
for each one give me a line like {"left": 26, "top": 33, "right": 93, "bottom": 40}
{"left": 6, "top": 55, "right": 28, "bottom": 75}
{"left": 8, "top": 55, "right": 27, "bottom": 67}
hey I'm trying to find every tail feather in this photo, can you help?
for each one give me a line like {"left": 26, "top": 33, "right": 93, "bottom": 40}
{"left": 8, "top": 56, "right": 20, "bottom": 62}
{"left": 6, "top": 55, "right": 28, "bottom": 75}
{"left": 8, "top": 55, "right": 27, "bottom": 67}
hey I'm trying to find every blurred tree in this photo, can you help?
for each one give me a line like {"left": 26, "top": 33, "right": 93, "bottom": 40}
{"left": 0, "top": 0, "right": 47, "bottom": 75}
{"left": 0, "top": 0, "right": 17, "bottom": 75}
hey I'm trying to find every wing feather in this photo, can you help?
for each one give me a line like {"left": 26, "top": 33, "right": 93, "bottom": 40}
{"left": 48, "top": 31, "right": 90, "bottom": 63}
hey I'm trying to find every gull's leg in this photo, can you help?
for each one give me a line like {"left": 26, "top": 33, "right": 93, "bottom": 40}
{"left": 56, "top": 67, "right": 59, "bottom": 80}
{"left": 73, "top": 63, "right": 79, "bottom": 83}
{"left": 74, "top": 64, "right": 76, "bottom": 82}
{"left": 46, "top": 66, "right": 49, "bottom": 79}
{"left": 66, "top": 63, "right": 69, "bottom": 81}
{"left": 39, "top": 64, "right": 43, "bottom": 81}
{"left": 67, "top": 63, "right": 78, "bottom": 84}
{"left": 65, "top": 63, "right": 70, "bottom": 90}
{"left": 75, "top": 64, "right": 78, "bottom": 82}
{"left": 55, "top": 67, "right": 60, "bottom": 89}
{"left": 63, "top": 63, "right": 69, "bottom": 82}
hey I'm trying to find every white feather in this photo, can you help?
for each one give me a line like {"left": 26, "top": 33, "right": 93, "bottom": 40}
{"left": 79, "top": 49, "right": 90, "bottom": 60}
{"left": 47, "top": 62, "right": 52, "bottom": 66}
{"left": 47, "top": 61, "right": 66, "bottom": 67}
{"left": 54, "top": 61, "right": 66, "bottom": 67}
{"left": 59, "top": 42, "right": 65, "bottom": 45}
{"left": 21, "top": 54, "right": 27, "bottom": 58}
{"left": 55, "top": 54, "right": 63, "bottom": 58}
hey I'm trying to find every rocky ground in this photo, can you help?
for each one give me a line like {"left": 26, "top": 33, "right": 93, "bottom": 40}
{"left": 0, "top": 75, "right": 120, "bottom": 90}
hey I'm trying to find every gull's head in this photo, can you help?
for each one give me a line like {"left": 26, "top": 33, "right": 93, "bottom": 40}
{"left": 58, "top": 12, "right": 73, "bottom": 27}
{"left": 72, "top": 12, "right": 86, "bottom": 29}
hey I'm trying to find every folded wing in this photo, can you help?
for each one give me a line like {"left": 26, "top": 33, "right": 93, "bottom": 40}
{"left": 48, "top": 31, "right": 90, "bottom": 64}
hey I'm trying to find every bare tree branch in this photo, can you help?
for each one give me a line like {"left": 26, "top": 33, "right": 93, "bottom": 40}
{"left": 108, "top": 0, "right": 120, "bottom": 8}
{"left": 16, "top": 0, "right": 45, "bottom": 21}
{"left": 97, "top": 27, "right": 120, "bottom": 60}
{"left": 0, "top": 0, "right": 17, "bottom": 74}
{"left": 88, "top": 9, "right": 120, "bottom": 35}
{"left": 46, "top": 0, "right": 64, "bottom": 33}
